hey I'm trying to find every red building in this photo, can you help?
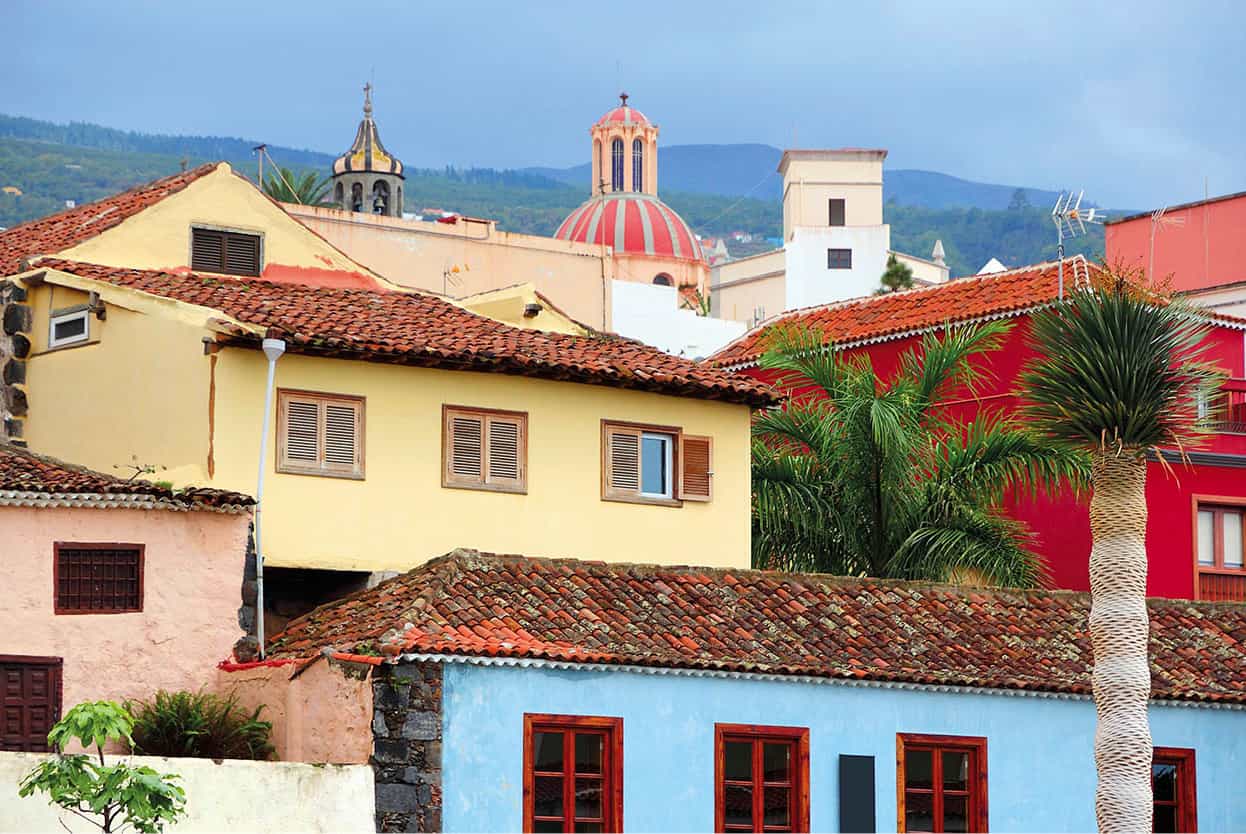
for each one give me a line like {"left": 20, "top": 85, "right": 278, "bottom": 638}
{"left": 1106, "top": 190, "right": 1246, "bottom": 317}
{"left": 712, "top": 256, "right": 1246, "bottom": 601}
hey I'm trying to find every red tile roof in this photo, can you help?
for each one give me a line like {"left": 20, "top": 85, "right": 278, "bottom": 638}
{"left": 264, "top": 549, "right": 1246, "bottom": 706}
{"left": 0, "top": 164, "right": 218, "bottom": 275}
{"left": 0, "top": 444, "right": 252, "bottom": 511}
{"left": 34, "top": 259, "right": 777, "bottom": 406}
{"left": 712, "top": 258, "right": 1099, "bottom": 368}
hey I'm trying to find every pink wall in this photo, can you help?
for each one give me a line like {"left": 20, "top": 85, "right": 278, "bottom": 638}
{"left": 2, "top": 505, "right": 250, "bottom": 710}
{"left": 746, "top": 313, "right": 1246, "bottom": 599}
{"left": 217, "top": 657, "right": 373, "bottom": 764}
{"left": 1106, "top": 194, "right": 1246, "bottom": 292}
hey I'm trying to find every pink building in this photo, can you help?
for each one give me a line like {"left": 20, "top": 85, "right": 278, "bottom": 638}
{"left": 0, "top": 446, "right": 252, "bottom": 751}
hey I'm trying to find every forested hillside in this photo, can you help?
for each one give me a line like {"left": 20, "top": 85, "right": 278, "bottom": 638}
{"left": 0, "top": 114, "right": 1103, "bottom": 278}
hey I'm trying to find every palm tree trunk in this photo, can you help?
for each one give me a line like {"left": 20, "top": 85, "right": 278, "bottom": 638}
{"left": 1088, "top": 451, "right": 1153, "bottom": 832}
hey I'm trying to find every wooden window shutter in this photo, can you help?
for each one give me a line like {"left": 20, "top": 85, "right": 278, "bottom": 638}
{"left": 277, "top": 390, "right": 365, "bottom": 478}
{"left": 604, "top": 425, "right": 642, "bottom": 498}
{"left": 323, "top": 401, "right": 362, "bottom": 473}
{"left": 190, "top": 228, "right": 225, "bottom": 273}
{"left": 680, "top": 434, "right": 713, "bottom": 502}
{"left": 443, "top": 407, "right": 527, "bottom": 492}
{"left": 224, "top": 232, "right": 261, "bottom": 277}
{"left": 447, "top": 413, "right": 485, "bottom": 485}
{"left": 485, "top": 415, "right": 524, "bottom": 487}
{"left": 283, "top": 397, "right": 320, "bottom": 466}
{"left": 191, "top": 227, "right": 261, "bottom": 276}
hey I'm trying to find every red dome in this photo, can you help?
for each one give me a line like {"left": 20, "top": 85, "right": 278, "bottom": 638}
{"left": 554, "top": 194, "right": 703, "bottom": 262}
{"left": 595, "top": 104, "right": 651, "bottom": 127}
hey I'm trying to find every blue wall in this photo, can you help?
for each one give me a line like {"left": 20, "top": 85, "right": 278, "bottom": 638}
{"left": 440, "top": 661, "right": 1245, "bottom": 832}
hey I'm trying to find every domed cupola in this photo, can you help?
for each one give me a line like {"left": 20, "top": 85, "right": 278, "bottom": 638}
{"left": 331, "top": 83, "right": 404, "bottom": 217}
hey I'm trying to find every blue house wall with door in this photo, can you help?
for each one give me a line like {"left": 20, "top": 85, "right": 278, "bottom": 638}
{"left": 439, "top": 660, "right": 1242, "bottom": 832}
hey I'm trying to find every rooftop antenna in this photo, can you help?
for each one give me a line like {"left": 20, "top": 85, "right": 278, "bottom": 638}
{"left": 1148, "top": 206, "right": 1185, "bottom": 285}
{"left": 1051, "top": 189, "right": 1103, "bottom": 298}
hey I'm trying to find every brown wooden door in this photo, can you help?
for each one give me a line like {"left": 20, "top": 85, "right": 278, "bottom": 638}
{"left": 0, "top": 655, "right": 63, "bottom": 751}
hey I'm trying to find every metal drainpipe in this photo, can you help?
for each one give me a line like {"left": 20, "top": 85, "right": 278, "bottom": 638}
{"left": 254, "top": 338, "right": 286, "bottom": 659}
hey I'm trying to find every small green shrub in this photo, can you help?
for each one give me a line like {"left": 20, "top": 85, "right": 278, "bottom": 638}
{"left": 126, "top": 689, "right": 274, "bottom": 761}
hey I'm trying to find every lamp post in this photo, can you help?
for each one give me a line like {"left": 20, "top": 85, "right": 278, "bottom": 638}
{"left": 254, "top": 337, "right": 286, "bottom": 658}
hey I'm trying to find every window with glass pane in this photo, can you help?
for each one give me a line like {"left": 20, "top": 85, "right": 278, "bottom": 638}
{"left": 1196, "top": 504, "right": 1246, "bottom": 572}
{"left": 640, "top": 432, "right": 672, "bottom": 498}
{"left": 715, "top": 724, "right": 808, "bottom": 833}
{"left": 898, "top": 735, "right": 986, "bottom": 833}
{"left": 524, "top": 715, "right": 621, "bottom": 833}
{"left": 1152, "top": 748, "right": 1197, "bottom": 833}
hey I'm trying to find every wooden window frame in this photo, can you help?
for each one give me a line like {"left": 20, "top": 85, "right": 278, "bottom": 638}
{"left": 275, "top": 388, "right": 366, "bottom": 480}
{"left": 523, "top": 713, "right": 623, "bottom": 834}
{"left": 48, "top": 307, "right": 90, "bottom": 349}
{"left": 52, "top": 543, "right": 144, "bottom": 615}
{"left": 828, "top": 198, "right": 846, "bottom": 227}
{"left": 827, "top": 248, "right": 853, "bottom": 270}
{"left": 1191, "top": 495, "right": 1246, "bottom": 601}
{"left": 1152, "top": 747, "right": 1197, "bottom": 833}
{"left": 896, "top": 733, "right": 988, "bottom": 833}
{"left": 441, "top": 405, "right": 528, "bottom": 494}
{"left": 601, "top": 420, "right": 683, "bottom": 508}
{"left": 190, "top": 225, "right": 263, "bottom": 277}
{"left": 714, "top": 722, "right": 810, "bottom": 834}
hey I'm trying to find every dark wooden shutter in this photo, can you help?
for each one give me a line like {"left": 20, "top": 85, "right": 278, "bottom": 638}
{"left": 191, "top": 228, "right": 260, "bottom": 276}
{"left": 54, "top": 544, "right": 144, "bottom": 613}
{"left": 604, "top": 426, "right": 641, "bottom": 498}
{"left": 0, "top": 656, "right": 62, "bottom": 752}
{"left": 680, "top": 435, "right": 713, "bottom": 502}
{"left": 190, "top": 228, "right": 225, "bottom": 272}
{"left": 224, "top": 232, "right": 261, "bottom": 277}
{"left": 839, "top": 754, "right": 876, "bottom": 833}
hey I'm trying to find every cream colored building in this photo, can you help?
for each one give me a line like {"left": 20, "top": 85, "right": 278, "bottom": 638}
{"left": 712, "top": 149, "right": 949, "bottom": 325}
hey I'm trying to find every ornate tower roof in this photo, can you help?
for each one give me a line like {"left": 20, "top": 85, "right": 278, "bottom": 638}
{"left": 595, "top": 92, "right": 652, "bottom": 128}
{"left": 333, "top": 83, "right": 404, "bottom": 179}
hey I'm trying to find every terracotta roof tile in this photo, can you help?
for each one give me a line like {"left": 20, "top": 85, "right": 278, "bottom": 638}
{"left": 264, "top": 549, "right": 1246, "bottom": 705}
{"left": 0, "top": 164, "right": 218, "bottom": 275}
{"left": 0, "top": 444, "right": 252, "bottom": 510}
{"left": 34, "top": 259, "right": 777, "bottom": 406}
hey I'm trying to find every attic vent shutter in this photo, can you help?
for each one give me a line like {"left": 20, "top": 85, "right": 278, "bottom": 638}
{"left": 606, "top": 427, "right": 641, "bottom": 496}
{"left": 449, "top": 414, "right": 484, "bottom": 482}
{"left": 680, "top": 435, "right": 713, "bottom": 501}
{"left": 284, "top": 399, "right": 320, "bottom": 463}
{"left": 190, "top": 228, "right": 224, "bottom": 273}
{"left": 486, "top": 417, "right": 522, "bottom": 485}
{"left": 191, "top": 227, "right": 261, "bottom": 276}
{"left": 224, "top": 233, "right": 261, "bottom": 277}
{"left": 323, "top": 403, "right": 359, "bottom": 470}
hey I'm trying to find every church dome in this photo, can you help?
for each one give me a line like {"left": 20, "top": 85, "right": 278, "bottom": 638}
{"left": 595, "top": 93, "right": 651, "bottom": 128}
{"left": 332, "top": 84, "right": 404, "bottom": 178}
{"left": 554, "top": 193, "right": 703, "bottom": 262}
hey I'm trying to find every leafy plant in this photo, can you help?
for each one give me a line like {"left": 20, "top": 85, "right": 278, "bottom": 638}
{"left": 262, "top": 166, "right": 333, "bottom": 206}
{"left": 126, "top": 690, "right": 274, "bottom": 761}
{"left": 752, "top": 319, "right": 1087, "bottom": 586}
{"left": 18, "top": 700, "right": 186, "bottom": 833}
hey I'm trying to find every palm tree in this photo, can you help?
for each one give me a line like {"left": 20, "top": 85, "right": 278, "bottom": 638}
{"left": 1020, "top": 271, "right": 1222, "bottom": 832}
{"left": 262, "top": 167, "right": 333, "bottom": 206}
{"left": 753, "top": 319, "right": 1085, "bottom": 586}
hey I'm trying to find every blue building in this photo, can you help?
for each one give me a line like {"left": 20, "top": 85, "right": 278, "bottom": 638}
{"left": 266, "top": 550, "right": 1246, "bottom": 833}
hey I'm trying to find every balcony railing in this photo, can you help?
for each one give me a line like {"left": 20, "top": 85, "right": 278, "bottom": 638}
{"left": 1204, "top": 378, "right": 1246, "bottom": 435}
{"left": 1198, "top": 568, "right": 1246, "bottom": 602}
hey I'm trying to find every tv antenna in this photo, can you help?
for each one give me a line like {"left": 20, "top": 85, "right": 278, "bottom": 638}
{"left": 1051, "top": 190, "right": 1103, "bottom": 298}
{"left": 1148, "top": 206, "right": 1185, "bottom": 285}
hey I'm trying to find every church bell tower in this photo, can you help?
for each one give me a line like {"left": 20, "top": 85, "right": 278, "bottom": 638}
{"left": 331, "top": 83, "right": 405, "bottom": 217}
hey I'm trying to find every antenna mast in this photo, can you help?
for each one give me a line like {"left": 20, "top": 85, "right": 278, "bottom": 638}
{"left": 1051, "top": 190, "right": 1104, "bottom": 298}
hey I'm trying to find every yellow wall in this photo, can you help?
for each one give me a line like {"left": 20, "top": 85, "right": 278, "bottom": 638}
{"left": 20, "top": 274, "right": 754, "bottom": 573}
{"left": 456, "top": 284, "right": 589, "bottom": 334}
{"left": 58, "top": 164, "right": 381, "bottom": 281}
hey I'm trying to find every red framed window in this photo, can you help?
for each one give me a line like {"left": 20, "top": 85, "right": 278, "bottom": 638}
{"left": 523, "top": 714, "right": 622, "bottom": 833}
{"left": 1194, "top": 500, "right": 1246, "bottom": 601}
{"left": 714, "top": 723, "right": 810, "bottom": 833}
{"left": 1152, "top": 748, "right": 1197, "bottom": 833}
{"left": 54, "top": 543, "right": 144, "bottom": 614}
{"left": 897, "top": 734, "right": 988, "bottom": 833}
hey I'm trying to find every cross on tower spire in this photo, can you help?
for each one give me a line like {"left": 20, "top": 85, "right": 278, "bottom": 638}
{"left": 363, "top": 82, "right": 373, "bottom": 117}
{"left": 619, "top": 91, "right": 629, "bottom": 106}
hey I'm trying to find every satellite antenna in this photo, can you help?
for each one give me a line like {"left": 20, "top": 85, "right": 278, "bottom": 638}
{"left": 1148, "top": 206, "right": 1185, "bottom": 285}
{"left": 1051, "top": 190, "right": 1104, "bottom": 298}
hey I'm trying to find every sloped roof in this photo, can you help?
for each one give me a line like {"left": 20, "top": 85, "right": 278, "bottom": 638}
{"left": 33, "top": 259, "right": 777, "bottom": 406}
{"left": 712, "top": 258, "right": 1095, "bottom": 368}
{"left": 0, "top": 164, "right": 218, "bottom": 275}
{"left": 0, "top": 444, "right": 252, "bottom": 512}
{"left": 264, "top": 549, "right": 1246, "bottom": 706}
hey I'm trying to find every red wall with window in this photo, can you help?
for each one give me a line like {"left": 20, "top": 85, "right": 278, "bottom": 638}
{"left": 744, "top": 315, "right": 1246, "bottom": 600}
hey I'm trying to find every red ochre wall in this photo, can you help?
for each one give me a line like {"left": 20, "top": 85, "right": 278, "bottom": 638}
{"left": 744, "top": 314, "right": 1246, "bottom": 599}
{"left": 1106, "top": 194, "right": 1246, "bottom": 292}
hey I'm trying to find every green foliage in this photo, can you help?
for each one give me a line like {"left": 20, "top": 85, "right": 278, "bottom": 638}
{"left": 752, "top": 321, "right": 1087, "bottom": 586}
{"left": 1020, "top": 268, "right": 1224, "bottom": 455}
{"left": 126, "top": 689, "right": 274, "bottom": 761}
{"left": 262, "top": 166, "right": 333, "bottom": 206}
{"left": 876, "top": 253, "right": 916, "bottom": 294}
{"left": 18, "top": 701, "right": 186, "bottom": 833}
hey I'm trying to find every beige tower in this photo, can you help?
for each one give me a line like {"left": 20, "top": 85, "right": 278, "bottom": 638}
{"left": 589, "top": 93, "right": 659, "bottom": 196}
{"left": 331, "top": 83, "right": 405, "bottom": 217}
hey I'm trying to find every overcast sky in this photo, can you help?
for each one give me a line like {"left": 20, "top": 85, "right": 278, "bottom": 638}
{"left": 6, "top": 0, "right": 1243, "bottom": 208}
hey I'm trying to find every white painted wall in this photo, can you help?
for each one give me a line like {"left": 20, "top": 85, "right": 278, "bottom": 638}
{"left": 610, "top": 280, "right": 746, "bottom": 358}
{"left": 0, "top": 752, "right": 374, "bottom": 832}
{"left": 784, "top": 225, "right": 892, "bottom": 309}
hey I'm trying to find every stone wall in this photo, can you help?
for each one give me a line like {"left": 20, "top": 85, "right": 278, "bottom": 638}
{"left": 371, "top": 660, "right": 443, "bottom": 832}
{"left": 0, "top": 279, "right": 31, "bottom": 444}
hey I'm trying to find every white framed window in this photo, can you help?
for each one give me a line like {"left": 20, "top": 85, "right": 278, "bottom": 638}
{"left": 602, "top": 422, "right": 713, "bottom": 506}
{"left": 49, "top": 309, "right": 89, "bottom": 348}
{"left": 639, "top": 432, "right": 673, "bottom": 499}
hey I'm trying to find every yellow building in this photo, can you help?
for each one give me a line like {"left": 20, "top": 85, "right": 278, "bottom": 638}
{"left": 0, "top": 166, "right": 775, "bottom": 627}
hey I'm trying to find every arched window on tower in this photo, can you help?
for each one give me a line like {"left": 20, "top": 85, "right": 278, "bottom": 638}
{"left": 653, "top": 274, "right": 673, "bottom": 286}
{"left": 396, "top": 186, "right": 402, "bottom": 215}
{"left": 351, "top": 182, "right": 364, "bottom": 212}
{"left": 334, "top": 182, "right": 344, "bottom": 208}
{"left": 372, "top": 180, "right": 391, "bottom": 215}
{"left": 611, "top": 138, "right": 624, "bottom": 192}
{"left": 632, "top": 139, "right": 644, "bottom": 193}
